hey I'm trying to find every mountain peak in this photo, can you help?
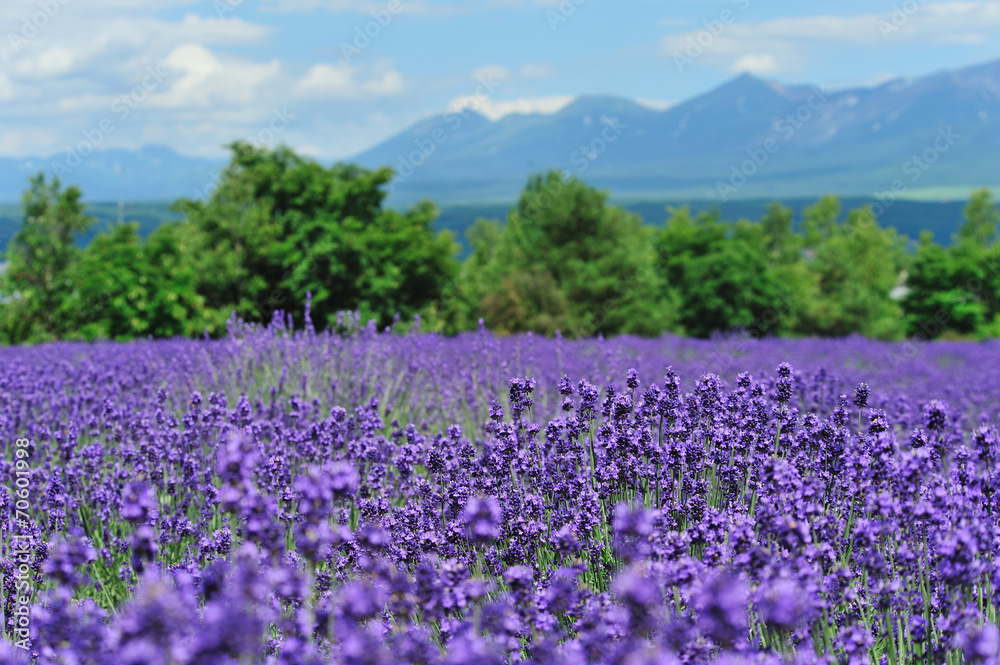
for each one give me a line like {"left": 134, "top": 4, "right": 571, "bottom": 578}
{"left": 714, "top": 70, "right": 779, "bottom": 95}
{"left": 555, "top": 95, "right": 656, "bottom": 118}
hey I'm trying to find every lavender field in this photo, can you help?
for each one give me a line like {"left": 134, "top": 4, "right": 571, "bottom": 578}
{"left": 1, "top": 311, "right": 999, "bottom": 665}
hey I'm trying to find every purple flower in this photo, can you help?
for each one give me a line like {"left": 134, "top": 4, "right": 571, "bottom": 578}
{"left": 329, "top": 461, "right": 360, "bottom": 500}
{"left": 868, "top": 409, "right": 889, "bottom": 435}
{"left": 755, "top": 577, "right": 814, "bottom": 631}
{"left": 853, "top": 383, "right": 870, "bottom": 408}
{"left": 508, "top": 377, "right": 536, "bottom": 419}
{"left": 336, "top": 581, "right": 384, "bottom": 623}
{"left": 838, "top": 624, "right": 873, "bottom": 664}
{"left": 626, "top": 368, "right": 640, "bottom": 390}
{"left": 462, "top": 497, "right": 502, "bottom": 544}
{"left": 924, "top": 399, "right": 949, "bottom": 432}
{"left": 42, "top": 534, "right": 97, "bottom": 588}
{"left": 504, "top": 565, "right": 532, "bottom": 590}
{"left": 108, "top": 570, "right": 197, "bottom": 665}
{"left": 130, "top": 525, "right": 159, "bottom": 575}
{"left": 612, "top": 503, "right": 656, "bottom": 562}
{"left": 694, "top": 570, "right": 748, "bottom": 647}
{"left": 956, "top": 622, "right": 1000, "bottom": 664}
{"left": 612, "top": 568, "right": 662, "bottom": 635}
{"left": 121, "top": 481, "right": 158, "bottom": 523}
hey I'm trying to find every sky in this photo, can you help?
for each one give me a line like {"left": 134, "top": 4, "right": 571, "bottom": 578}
{"left": 2, "top": 0, "right": 999, "bottom": 162}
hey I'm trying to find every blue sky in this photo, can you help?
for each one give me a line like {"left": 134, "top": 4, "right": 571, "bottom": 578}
{"left": 2, "top": 0, "right": 999, "bottom": 162}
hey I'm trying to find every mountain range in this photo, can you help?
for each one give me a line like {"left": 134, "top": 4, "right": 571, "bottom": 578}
{"left": 351, "top": 58, "right": 1000, "bottom": 205}
{"left": 0, "top": 145, "right": 226, "bottom": 204}
{"left": 1, "top": 58, "right": 998, "bottom": 206}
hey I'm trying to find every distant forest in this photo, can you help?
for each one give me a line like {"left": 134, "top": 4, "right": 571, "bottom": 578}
{"left": 0, "top": 193, "right": 976, "bottom": 258}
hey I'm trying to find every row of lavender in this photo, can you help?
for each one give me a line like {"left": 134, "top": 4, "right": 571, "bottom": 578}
{"left": 0, "top": 312, "right": 998, "bottom": 664}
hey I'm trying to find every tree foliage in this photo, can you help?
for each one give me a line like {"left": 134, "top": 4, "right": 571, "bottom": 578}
{"left": 0, "top": 174, "right": 96, "bottom": 343}
{"left": 653, "top": 207, "right": 807, "bottom": 338}
{"left": 173, "top": 141, "right": 459, "bottom": 330}
{"left": 437, "top": 171, "right": 674, "bottom": 337}
{"left": 2, "top": 155, "right": 998, "bottom": 344}
{"left": 903, "top": 189, "right": 1000, "bottom": 338}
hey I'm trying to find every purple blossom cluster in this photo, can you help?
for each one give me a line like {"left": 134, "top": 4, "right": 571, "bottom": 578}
{"left": 0, "top": 312, "right": 998, "bottom": 664}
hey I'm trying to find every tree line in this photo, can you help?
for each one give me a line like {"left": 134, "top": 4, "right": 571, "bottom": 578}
{"left": 2, "top": 141, "right": 998, "bottom": 345}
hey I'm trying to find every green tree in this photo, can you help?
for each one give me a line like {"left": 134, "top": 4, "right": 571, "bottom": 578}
{"left": 173, "top": 141, "right": 459, "bottom": 330}
{"left": 802, "top": 204, "right": 906, "bottom": 339}
{"left": 421, "top": 217, "right": 502, "bottom": 334}
{"left": 63, "top": 222, "right": 216, "bottom": 341}
{"left": 653, "top": 207, "right": 805, "bottom": 338}
{"left": 759, "top": 200, "right": 799, "bottom": 262}
{"left": 902, "top": 231, "right": 984, "bottom": 338}
{"left": 65, "top": 222, "right": 148, "bottom": 340}
{"left": 957, "top": 188, "right": 999, "bottom": 248}
{"left": 457, "top": 171, "right": 673, "bottom": 337}
{"left": 801, "top": 195, "right": 841, "bottom": 249}
{"left": 902, "top": 189, "right": 1000, "bottom": 338}
{"left": 0, "top": 174, "right": 96, "bottom": 343}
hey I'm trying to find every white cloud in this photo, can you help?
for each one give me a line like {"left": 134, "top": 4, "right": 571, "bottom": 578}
{"left": 362, "top": 68, "right": 404, "bottom": 95}
{"left": 2, "top": 12, "right": 272, "bottom": 89}
{"left": 295, "top": 62, "right": 355, "bottom": 98}
{"left": 296, "top": 143, "right": 327, "bottom": 157}
{"left": 445, "top": 94, "right": 574, "bottom": 120}
{"left": 520, "top": 63, "right": 555, "bottom": 79}
{"left": 170, "top": 14, "right": 273, "bottom": 44}
{"left": 732, "top": 54, "right": 779, "bottom": 75}
{"left": 635, "top": 98, "right": 675, "bottom": 112}
{"left": 55, "top": 92, "right": 118, "bottom": 112}
{"left": 660, "top": 2, "right": 1000, "bottom": 74}
{"left": 9, "top": 46, "right": 77, "bottom": 79}
{"left": 0, "top": 73, "right": 14, "bottom": 101}
{"left": 0, "top": 0, "right": 197, "bottom": 24}
{"left": 293, "top": 59, "right": 405, "bottom": 99}
{"left": 259, "top": 0, "right": 448, "bottom": 16}
{"left": 0, "top": 0, "right": 415, "bottom": 160}
{"left": 0, "top": 128, "right": 57, "bottom": 156}
{"left": 154, "top": 44, "right": 281, "bottom": 108}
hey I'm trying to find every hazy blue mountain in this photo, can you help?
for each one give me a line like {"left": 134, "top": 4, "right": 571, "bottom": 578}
{"left": 1, "top": 58, "right": 997, "bottom": 207}
{"left": 0, "top": 145, "right": 226, "bottom": 203}
{"left": 350, "top": 58, "right": 1000, "bottom": 206}
{"left": 0, "top": 200, "right": 183, "bottom": 252}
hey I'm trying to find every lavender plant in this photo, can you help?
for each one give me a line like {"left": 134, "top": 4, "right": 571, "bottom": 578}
{"left": 0, "top": 311, "right": 998, "bottom": 664}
